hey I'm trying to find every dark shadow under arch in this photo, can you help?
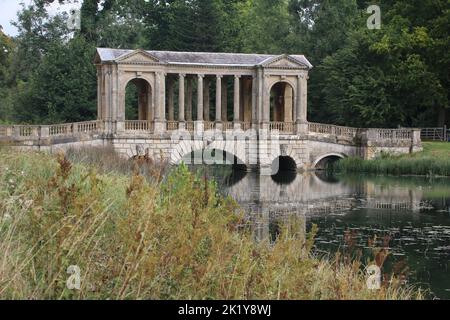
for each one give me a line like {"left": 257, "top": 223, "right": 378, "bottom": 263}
{"left": 271, "top": 156, "right": 297, "bottom": 184}
{"left": 181, "top": 149, "right": 247, "bottom": 170}
{"left": 181, "top": 149, "right": 248, "bottom": 187}
{"left": 315, "top": 155, "right": 345, "bottom": 171}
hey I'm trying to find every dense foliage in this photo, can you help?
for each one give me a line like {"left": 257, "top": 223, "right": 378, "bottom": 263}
{"left": 0, "top": 0, "right": 448, "bottom": 127}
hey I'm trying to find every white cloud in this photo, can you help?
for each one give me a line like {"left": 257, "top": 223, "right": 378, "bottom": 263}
{"left": 0, "top": 0, "right": 81, "bottom": 36}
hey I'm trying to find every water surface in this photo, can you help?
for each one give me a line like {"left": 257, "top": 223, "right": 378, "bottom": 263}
{"left": 195, "top": 166, "right": 450, "bottom": 299}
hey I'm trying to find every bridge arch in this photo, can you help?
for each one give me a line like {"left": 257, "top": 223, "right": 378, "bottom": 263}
{"left": 272, "top": 156, "right": 297, "bottom": 173}
{"left": 313, "top": 153, "right": 347, "bottom": 170}
{"left": 170, "top": 140, "right": 247, "bottom": 168}
{"left": 266, "top": 144, "right": 302, "bottom": 174}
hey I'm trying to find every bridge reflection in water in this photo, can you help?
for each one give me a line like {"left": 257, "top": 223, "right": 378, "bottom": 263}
{"left": 194, "top": 165, "right": 450, "bottom": 298}
{"left": 211, "top": 168, "right": 433, "bottom": 243}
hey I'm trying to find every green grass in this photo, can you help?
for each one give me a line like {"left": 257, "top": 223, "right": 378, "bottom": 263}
{"left": 336, "top": 142, "right": 450, "bottom": 176}
{"left": 0, "top": 147, "right": 423, "bottom": 300}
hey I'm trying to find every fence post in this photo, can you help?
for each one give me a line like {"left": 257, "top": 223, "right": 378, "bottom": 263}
{"left": 444, "top": 125, "right": 447, "bottom": 142}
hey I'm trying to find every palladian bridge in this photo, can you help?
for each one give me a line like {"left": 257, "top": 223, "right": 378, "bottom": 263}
{"left": 0, "top": 48, "right": 422, "bottom": 172}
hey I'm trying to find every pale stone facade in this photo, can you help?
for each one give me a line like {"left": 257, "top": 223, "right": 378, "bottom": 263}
{"left": 0, "top": 48, "right": 422, "bottom": 172}
{"left": 94, "top": 48, "right": 312, "bottom": 134}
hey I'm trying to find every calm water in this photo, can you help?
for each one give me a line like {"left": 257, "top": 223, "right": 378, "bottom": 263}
{"left": 194, "top": 166, "right": 450, "bottom": 299}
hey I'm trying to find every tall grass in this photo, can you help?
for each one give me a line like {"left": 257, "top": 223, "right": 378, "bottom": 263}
{"left": 0, "top": 148, "right": 423, "bottom": 299}
{"left": 335, "top": 156, "right": 450, "bottom": 176}
{"left": 335, "top": 143, "right": 450, "bottom": 176}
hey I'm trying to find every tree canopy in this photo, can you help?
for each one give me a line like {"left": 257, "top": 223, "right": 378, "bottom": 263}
{"left": 0, "top": 0, "right": 448, "bottom": 127}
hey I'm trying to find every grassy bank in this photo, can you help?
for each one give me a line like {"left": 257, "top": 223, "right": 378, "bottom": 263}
{"left": 0, "top": 148, "right": 422, "bottom": 300}
{"left": 336, "top": 142, "right": 450, "bottom": 176}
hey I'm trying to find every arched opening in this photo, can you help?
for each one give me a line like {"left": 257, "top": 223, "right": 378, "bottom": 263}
{"left": 125, "top": 78, "right": 152, "bottom": 121}
{"left": 270, "top": 82, "right": 295, "bottom": 123}
{"left": 314, "top": 154, "right": 345, "bottom": 171}
{"left": 271, "top": 156, "right": 297, "bottom": 184}
{"left": 180, "top": 149, "right": 247, "bottom": 170}
{"left": 180, "top": 149, "right": 247, "bottom": 186}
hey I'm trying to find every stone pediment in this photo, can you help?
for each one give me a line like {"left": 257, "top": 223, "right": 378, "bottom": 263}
{"left": 261, "top": 54, "right": 308, "bottom": 69}
{"left": 115, "top": 49, "right": 163, "bottom": 64}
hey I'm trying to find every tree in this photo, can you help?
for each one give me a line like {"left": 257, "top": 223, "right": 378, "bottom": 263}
{"left": 315, "top": 0, "right": 449, "bottom": 127}
{"left": 0, "top": 29, "right": 14, "bottom": 123}
{"left": 238, "top": 0, "right": 296, "bottom": 54}
{"left": 19, "top": 36, "right": 97, "bottom": 123}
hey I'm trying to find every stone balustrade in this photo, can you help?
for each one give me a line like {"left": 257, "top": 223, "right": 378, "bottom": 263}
{"left": 204, "top": 121, "right": 215, "bottom": 131}
{"left": 270, "top": 122, "right": 294, "bottom": 133}
{"left": 0, "top": 120, "right": 421, "bottom": 152}
{"left": 308, "top": 122, "right": 362, "bottom": 139}
{"left": 166, "top": 121, "right": 178, "bottom": 131}
{"left": 0, "top": 120, "right": 103, "bottom": 140}
{"left": 124, "top": 120, "right": 152, "bottom": 132}
{"left": 366, "top": 128, "right": 413, "bottom": 141}
{"left": 223, "top": 122, "right": 234, "bottom": 131}
{"left": 185, "top": 121, "right": 195, "bottom": 132}
{"left": 49, "top": 123, "right": 73, "bottom": 136}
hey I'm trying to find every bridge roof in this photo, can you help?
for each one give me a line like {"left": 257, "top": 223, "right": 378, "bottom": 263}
{"left": 96, "top": 48, "right": 313, "bottom": 69}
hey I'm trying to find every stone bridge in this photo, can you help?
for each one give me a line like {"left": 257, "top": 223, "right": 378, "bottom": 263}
{"left": 0, "top": 48, "right": 422, "bottom": 172}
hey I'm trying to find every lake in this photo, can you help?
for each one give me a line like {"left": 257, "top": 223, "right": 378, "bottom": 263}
{"left": 194, "top": 165, "right": 450, "bottom": 299}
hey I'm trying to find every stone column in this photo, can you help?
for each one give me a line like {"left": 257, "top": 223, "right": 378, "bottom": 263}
{"left": 147, "top": 86, "right": 153, "bottom": 122}
{"left": 256, "top": 68, "right": 269, "bottom": 131}
{"left": 178, "top": 74, "right": 186, "bottom": 130}
{"left": 233, "top": 75, "right": 241, "bottom": 129}
{"left": 215, "top": 75, "right": 223, "bottom": 130}
{"left": 186, "top": 76, "right": 193, "bottom": 122}
{"left": 295, "top": 74, "right": 308, "bottom": 135}
{"left": 203, "top": 77, "right": 210, "bottom": 122}
{"left": 252, "top": 75, "right": 257, "bottom": 128}
{"left": 112, "top": 67, "right": 122, "bottom": 134}
{"left": 167, "top": 77, "right": 175, "bottom": 121}
{"left": 196, "top": 74, "right": 204, "bottom": 132}
{"left": 154, "top": 72, "right": 166, "bottom": 133}
{"left": 261, "top": 73, "right": 270, "bottom": 131}
{"left": 105, "top": 69, "right": 114, "bottom": 132}
{"left": 97, "top": 67, "right": 102, "bottom": 120}
{"left": 221, "top": 78, "right": 228, "bottom": 122}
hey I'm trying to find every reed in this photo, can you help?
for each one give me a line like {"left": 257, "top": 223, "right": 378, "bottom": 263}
{"left": 335, "top": 142, "right": 450, "bottom": 176}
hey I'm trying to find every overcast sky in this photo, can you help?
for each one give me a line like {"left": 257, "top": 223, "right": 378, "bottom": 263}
{"left": 0, "top": 0, "right": 81, "bottom": 36}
